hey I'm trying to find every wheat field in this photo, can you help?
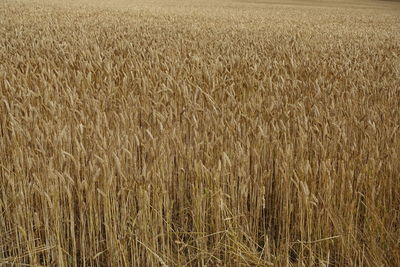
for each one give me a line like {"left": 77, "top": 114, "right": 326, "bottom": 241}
{"left": 0, "top": 0, "right": 399, "bottom": 266}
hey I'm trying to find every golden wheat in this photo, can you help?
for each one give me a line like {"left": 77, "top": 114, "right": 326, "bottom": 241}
{"left": 0, "top": 0, "right": 399, "bottom": 266}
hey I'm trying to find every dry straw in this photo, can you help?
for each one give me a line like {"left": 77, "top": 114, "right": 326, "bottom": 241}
{"left": 1, "top": 0, "right": 399, "bottom": 266}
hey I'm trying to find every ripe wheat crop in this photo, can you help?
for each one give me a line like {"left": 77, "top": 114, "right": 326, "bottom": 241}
{"left": 1, "top": 0, "right": 399, "bottom": 266}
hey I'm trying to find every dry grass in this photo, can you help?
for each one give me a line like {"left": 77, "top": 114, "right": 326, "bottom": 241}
{"left": 0, "top": 0, "right": 399, "bottom": 266}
